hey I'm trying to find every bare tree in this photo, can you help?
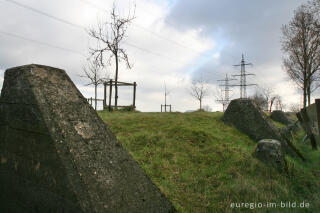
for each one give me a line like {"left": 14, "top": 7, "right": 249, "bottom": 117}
{"left": 259, "top": 87, "right": 274, "bottom": 111}
{"left": 88, "top": 3, "right": 135, "bottom": 110}
{"left": 250, "top": 91, "right": 267, "bottom": 111}
{"left": 274, "top": 95, "right": 284, "bottom": 111}
{"left": 81, "top": 59, "right": 108, "bottom": 110}
{"left": 269, "top": 96, "right": 277, "bottom": 112}
{"left": 189, "top": 78, "right": 208, "bottom": 110}
{"left": 289, "top": 102, "right": 301, "bottom": 112}
{"left": 281, "top": 0, "right": 320, "bottom": 107}
{"left": 251, "top": 87, "right": 284, "bottom": 112}
{"left": 252, "top": 86, "right": 274, "bottom": 111}
{"left": 308, "top": 0, "right": 320, "bottom": 19}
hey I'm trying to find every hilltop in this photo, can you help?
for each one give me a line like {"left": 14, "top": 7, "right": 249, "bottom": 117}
{"left": 99, "top": 111, "right": 320, "bottom": 213}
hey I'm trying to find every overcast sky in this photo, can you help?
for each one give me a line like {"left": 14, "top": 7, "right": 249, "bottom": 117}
{"left": 0, "top": 0, "right": 309, "bottom": 111}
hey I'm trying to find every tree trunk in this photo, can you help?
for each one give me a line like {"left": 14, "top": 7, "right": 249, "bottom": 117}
{"left": 307, "top": 88, "right": 311, "bottom": 106}
{"left": 307, "top": 65, "right": 312, "bottom": 106}
{"left": 200, "top": 99, "right": 202, "bottom": 110}
{"left": 114, "top": 54, "right": 119, "bottom": 110}
{"left": 307, "top": 79, "right": 311, "bottom": 106}
{"left": 303, "top": 79, "right": 307, "bottom": 108}
{"left": 95, "top": 84, "right": 97, "bottom": 110}
{"left": 269, "top": 100, "right": 273, "bottom": 112}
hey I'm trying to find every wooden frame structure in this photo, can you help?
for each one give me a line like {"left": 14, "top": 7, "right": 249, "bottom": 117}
{"left": 161, "top": 104, "right": 172, "bottom": 112}
{"left": 296, "top": 98, "right": 320, "bottom": 150}
{"left": 87, "top": 97, "right": 104, "bottom": 105}
{"left": 103, "top": 79, "right": 137, "bottom": 112}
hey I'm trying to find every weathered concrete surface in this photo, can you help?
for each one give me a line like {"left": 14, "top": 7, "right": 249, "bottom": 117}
{"left": 0, "top": 64, "right": 175, "bottom": 213}
{"left": 280, "top": 127, "right": 293, "bottom": 140}
{"left": 222, "top": 99, "right": 283, "bottom": 143}
{"left": 254, "top": 139, "right": 287, "bottom": 172}
{"left": 270, "top": 110, "right": 294, "bottom": 125}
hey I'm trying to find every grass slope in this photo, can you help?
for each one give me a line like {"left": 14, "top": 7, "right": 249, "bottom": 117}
{"left": 99, "top": 111, "right": 320, "bottom": 213}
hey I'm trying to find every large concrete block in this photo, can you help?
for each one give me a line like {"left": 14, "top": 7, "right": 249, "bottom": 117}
{"left": 222, "top": 98, "right": 283, "bottom": 143}
{"left": 270, "top": 110, "right": 294, "bottom": 125}
{"left": 0, "top": 64, "right": 175, "bottom": 213}
{"left": 254, "top": 139, "right": 287, "bottom": 172}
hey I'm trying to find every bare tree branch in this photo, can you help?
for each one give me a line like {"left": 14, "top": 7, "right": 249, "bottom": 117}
{"left": 88, "top": 3, "right": 135, "bottom": 110}
{"left": 81, "top": 58, "right": 109, "bottom": 110}
{"left": 189, "top": 77, "right": 209, "bottom": 110}
{"left": 281, "top": 0, "right": 320, "bottom": 107}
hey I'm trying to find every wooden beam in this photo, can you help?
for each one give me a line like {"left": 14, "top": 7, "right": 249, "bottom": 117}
{"left": 296, "top": 112, "right": 306, "bottom": 131}
{"left": 315, "top": 99, "right": 320, "bottom": 142}
{"left": 133, "top": 82, "right": 136, "bottom": 109}
{"left": 279, "top": 130, "right": 306, "bottom": 161}
{"left": 300, "top": 108, "right": 318, "bottom": 150}
{"left": 106, "top": 105, "right": 135, "bottom": 108}
{"left": 117, "top": 81, "right": 135, "bottom": 85}
{"left": 108, "top": 79, "right": 112, "bottom": 112}
{"left": 105, "top": 81, "right": 134, "bottom": 86}
{"left": 103, "top": 82, "right": 107, "bottom": 109}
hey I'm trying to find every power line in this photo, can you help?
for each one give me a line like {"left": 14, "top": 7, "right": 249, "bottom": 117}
{"left": 136, "top": 3, "right": 210, "bottom": 49}
{"left": 77, "top": 0, "right": 212, "bottom": 58}
{"left": 3, "top": 0, "right": 84, "bottom": 29}
{"left": 2, "top": 0, "right": 187, "bottom": 65}
{"left": 0, "top": 30, "right": 86, "bottom": 57}
{"left": 123, "top": 42, "right": 185, "bottom": 65}
{"left": 134, "top": 24, "right": 206, "bottom": 55}
{"left": 231, "top": 54, "right": 256, "bottom": 98}
{"left": 0, "top": 28, "right": 184, "bottom": 65}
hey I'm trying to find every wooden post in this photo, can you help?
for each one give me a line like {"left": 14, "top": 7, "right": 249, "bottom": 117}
{"left": 90, "top": 97, "right": 93, "bottom": 105}
{"left": 170, "top": 105, "right": 171, "bottom": 112}
{"left": 301, "top": 108, "right": 318, "bottom": 150}
{"left": 108, "top": 79, "right": 112, "bottom": 112}
{"left": 279, "top": 130, "right": 306, "bottom": 161}
{"left": 133, "top": 82, "right": 136, "bottom": 109}
{"left": 297, "top": 112, "right": 307, "bottom": 132}
{"left": 161, "top": 105, "right": 162, "bottom": 112}
{"left": 315, "top": 99, "right": 320, "bottom": 141}
{"left": 103, "top": 82, "right": 107, "bottom": 110}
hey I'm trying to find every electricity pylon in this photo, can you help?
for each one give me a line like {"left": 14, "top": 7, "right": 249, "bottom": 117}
{"left": 232, "top": 54, "right": 256, "bottom": 98}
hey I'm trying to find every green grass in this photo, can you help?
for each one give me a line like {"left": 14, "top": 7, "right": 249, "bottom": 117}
{"left": 271, "top": 120, "right": 287, "bottom": 129}
{"left": 98, "top": 111, "right": 320, "bottom": 213}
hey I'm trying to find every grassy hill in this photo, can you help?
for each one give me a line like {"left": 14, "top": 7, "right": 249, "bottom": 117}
{"left": 98, "top": 111, "right": 320, "bottom": 213}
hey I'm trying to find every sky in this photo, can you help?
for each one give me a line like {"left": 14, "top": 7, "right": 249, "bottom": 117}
{"left": 0, "top": 0, "right": 310, "bottom": 111}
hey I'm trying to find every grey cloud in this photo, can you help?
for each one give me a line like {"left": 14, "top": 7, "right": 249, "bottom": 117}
{"left": 166, "top": 0, "right": 306, "bottom": 84}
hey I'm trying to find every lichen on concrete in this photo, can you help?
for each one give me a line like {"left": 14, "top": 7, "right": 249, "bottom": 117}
{"left": 0, "top": 64, "right": 175, "bottom": 213}
{"left": 222, "top": 98, "right": 283, "bottom": 143}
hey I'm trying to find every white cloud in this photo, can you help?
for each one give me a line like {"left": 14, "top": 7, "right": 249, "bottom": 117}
{"left": 0, "top": 0, "right": 308, "bottom": 111}
{"left": 0, "top": 71, "right": 3, "bottom": 93}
